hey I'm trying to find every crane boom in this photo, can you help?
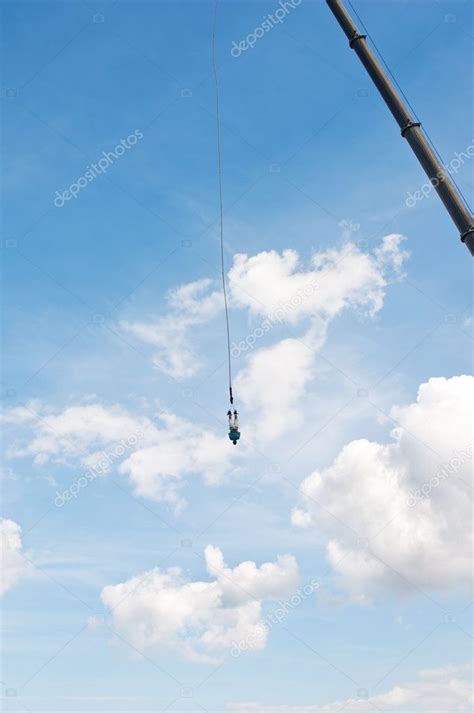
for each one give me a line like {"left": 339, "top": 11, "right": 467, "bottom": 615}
{"left": 326, "top": 0, "right": 474, "bottom": 256}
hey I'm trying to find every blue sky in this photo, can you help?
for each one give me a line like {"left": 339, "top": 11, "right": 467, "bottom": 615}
{"left": 1, "top": 0, "right": 473, "bottom": 711}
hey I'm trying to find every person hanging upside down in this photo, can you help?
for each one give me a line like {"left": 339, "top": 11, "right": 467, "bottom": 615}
{"left": 227, "top": 409, "right": 240, "bottom": 444}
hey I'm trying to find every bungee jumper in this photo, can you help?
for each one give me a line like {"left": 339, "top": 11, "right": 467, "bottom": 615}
{"left": 212, "top": 0, "right": 241, "bottom": 445}
{"left": 227, "top": 409, "right": 240, "bottom": 445}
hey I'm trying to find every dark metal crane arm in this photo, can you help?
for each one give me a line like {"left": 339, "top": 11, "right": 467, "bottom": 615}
{"left": 327, "top": 0, "right": 474, "bottom": 255}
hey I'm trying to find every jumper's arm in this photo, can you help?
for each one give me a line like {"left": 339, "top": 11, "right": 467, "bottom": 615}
{"left": 326, "top": 0, "right": 474, "bottom": 256}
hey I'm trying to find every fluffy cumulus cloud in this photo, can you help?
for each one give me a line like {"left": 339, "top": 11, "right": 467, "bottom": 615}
{"left": 2, "top": 401, "right": 238, "bottom": 507}
{"left": 292, "top": 376, "right": 474, "bottom": 602}
{"left": 119, "top": 236, "right": 407, "bottom": 383}
{"left": 100, "top": 545, "right": 299, "bottom": 663}
{"left": 120, "top": 278, "right": 223, "bottom": 379}
{"left": 0, "top": 518, "right": 31, "bottom": 595}
{"left": 228, "top": 662, "right": 473, "bottom": 712}
{"left": 231, "top": 236, "right": 407, "bottom": 442}
{"left": 118, "top": 412, "right": 236, "bottom": 507}
{"left": 229, "top": 234, "right": 408, "bottom": 323}
{"left": 4, "top": 402, "right": 148, "bottom": 466}
{"left": 235, "top": 336, "right": 319, "bottom": 442}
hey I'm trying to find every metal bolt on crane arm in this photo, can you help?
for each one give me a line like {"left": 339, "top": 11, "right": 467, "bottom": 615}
{"left": 326, "top": 0, "right": 474, "bottom": 256}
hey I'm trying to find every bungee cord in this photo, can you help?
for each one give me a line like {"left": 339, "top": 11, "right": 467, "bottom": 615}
{"left": 212, "top": 1, "right": 241, "bottom": 444}
{"left": 211, "top": 0, "right": 235, "bottom": 408}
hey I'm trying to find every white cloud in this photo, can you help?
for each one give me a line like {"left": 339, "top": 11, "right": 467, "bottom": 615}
{"left": 119, "top": 412, "right": 238, "bottom": 507}
{"left": 4, "top": 401, "right": 147, "bottom": 466}
{"left": 0, "top": 519, "right": 31, "bottom": 595}
{"left": 292, "top": 376, "right": 474, "bottom": 602}
{"left": 235, "top": 335, "right": 320, "bottom": 442}
{"left": 120, "top": 278, "right": 223, "bottom": 379}
{"left": 228, "top": 235, "right": 408, "bottom": 323}
{"left": 228, "top": 661, "right": 473, "bottom": 712}
{"left": 230, "top": 236, "right": 407, "bottom": 443}
{"left": 100, "top": 545, "right": 299, "bottom": 663}
{"left": 3, "top": 402, "right": 238, "bottom": 507}
{"left": 119, "top": 236, "right": 407, "bottom": 383}
{"left": 1, "top": 402, "right": 39, "bottom": 425}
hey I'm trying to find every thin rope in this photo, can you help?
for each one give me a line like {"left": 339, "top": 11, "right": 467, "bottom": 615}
{"left": 347, "top": 0, "right": 472, "bottom": 211}
{"left": 212, "top": 0, "right": 234, "bottom": 406}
